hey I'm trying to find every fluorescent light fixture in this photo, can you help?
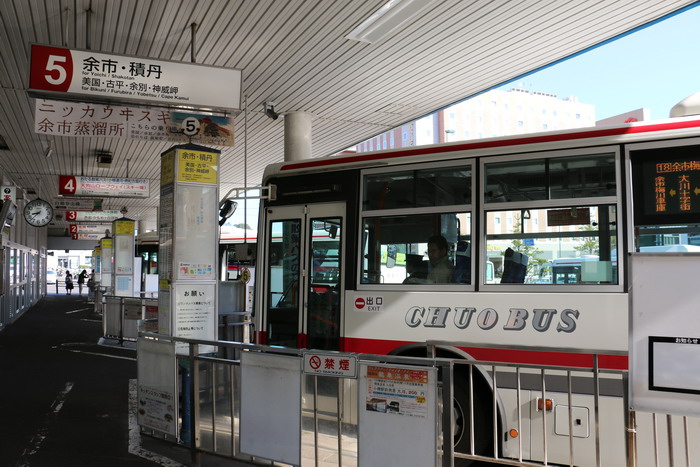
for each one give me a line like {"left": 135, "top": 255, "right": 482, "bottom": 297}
{"left": 44, "top": 140, "right": 53, "bottom": 158}
{"left": 346, "top": 0, "right": 436, "bottom": 44}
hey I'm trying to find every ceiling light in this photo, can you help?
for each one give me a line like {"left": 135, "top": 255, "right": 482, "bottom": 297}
{"left": 346, "top": 0, "right": 436, "bottom": 44}
{"left": 44, "top": 140, "right": 53, "bottom": 158}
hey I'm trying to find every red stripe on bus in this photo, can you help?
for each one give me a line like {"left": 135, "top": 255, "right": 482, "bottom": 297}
{"left": 280, "top": 119, "right": 700, "bottom": 172}
{"left": 256, "top": 333, "right": 628, "bottom": 369}
{"left": 341, "top": 337, "right": 628, "bottom": 370}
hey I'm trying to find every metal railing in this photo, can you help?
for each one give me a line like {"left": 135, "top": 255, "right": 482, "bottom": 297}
{"left": 135, "top": 333, "right": 699, "bottom": 467}
{"left": 103, "top": 296, "right": 158, "bottom": 343}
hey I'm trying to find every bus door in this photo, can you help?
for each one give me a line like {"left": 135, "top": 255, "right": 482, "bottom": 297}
{"left": 264, "top": 203, "right": 345, "bottom": 350}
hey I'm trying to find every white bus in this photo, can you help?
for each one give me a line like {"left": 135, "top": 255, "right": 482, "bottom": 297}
{"left": 254, "top": 116, "right": 700, "bottom": 464}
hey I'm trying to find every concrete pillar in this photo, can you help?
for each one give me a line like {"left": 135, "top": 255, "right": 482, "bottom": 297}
{"left": 284, "top": 111, "right": 313, "bottom": 161}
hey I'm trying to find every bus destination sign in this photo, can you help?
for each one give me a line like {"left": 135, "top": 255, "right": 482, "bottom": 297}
{"left": 632, "top": 144, "right": 700, "bottom": 225}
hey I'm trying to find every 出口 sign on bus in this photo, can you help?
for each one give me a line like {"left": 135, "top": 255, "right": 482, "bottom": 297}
{"left": 29, "top": 44, "right": 242, "bottom": 112}
{"left": 59, "top": 175, "right": 149, "bottom": 198}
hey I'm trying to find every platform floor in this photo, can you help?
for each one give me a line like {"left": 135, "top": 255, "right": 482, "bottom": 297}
{"left": 0, "top": 294, "right": 259, "bottom": 467}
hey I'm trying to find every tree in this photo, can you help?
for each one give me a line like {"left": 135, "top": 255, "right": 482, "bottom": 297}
{"left": 573, "top": 224, "right": 599, "bottom": 255}
{"left": 509, "top": 215, "right": 547, "bottom": 279}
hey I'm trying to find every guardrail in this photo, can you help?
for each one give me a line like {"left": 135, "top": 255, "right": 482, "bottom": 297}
{"left": 134, "top": 334, "right": 698, "bottom": 467}
{"left": 103, "top": 296, "right": 158, "bottom": 344}
{"left": 137, "top": 332, "right": 454, "bottom": 466}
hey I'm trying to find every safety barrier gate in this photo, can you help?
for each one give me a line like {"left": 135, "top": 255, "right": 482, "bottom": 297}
{"left": 135, "top": 333, "right": 699, "bottom": 467}
{"left": 103, "top": 296, "right": 158, "bottom": 343}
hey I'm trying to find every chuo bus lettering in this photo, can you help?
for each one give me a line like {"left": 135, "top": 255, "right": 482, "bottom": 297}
{"left": 405, "top": 306, "right": 579, "bottom": 332}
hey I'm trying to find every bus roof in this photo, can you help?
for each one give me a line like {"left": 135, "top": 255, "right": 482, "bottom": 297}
{"left": 263, "top": 115, "right": 700, "bottom": 181}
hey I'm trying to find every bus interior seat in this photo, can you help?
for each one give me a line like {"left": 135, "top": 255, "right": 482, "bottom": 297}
{"left": 501, "top": 247, "right": 528, "bottom": 283}
{"left": 453, "top": 240, "right": 471, "bottom": 283}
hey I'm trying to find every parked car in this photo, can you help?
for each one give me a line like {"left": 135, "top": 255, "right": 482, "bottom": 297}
{"left": 46, "top": 270, "right": 57, "bottom": 283}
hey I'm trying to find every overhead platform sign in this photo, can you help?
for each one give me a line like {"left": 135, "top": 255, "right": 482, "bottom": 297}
{"left": 35, "top": 99, "right": 235, "bottom": 147}
{"left": 29, "top": 44, "right": 242, "bottom": 112}
{"left": 71, "top": 232, "right": 102, "bottom": 241}
{"left": 69, "top": 224, "right": 109, "bottom": 235}
{"left": 59, "top": 175, "right": 149, "bottom": 198}
{"left": 54, "top": 197, "right": 103, "bottom": 211}
{"left": 66, "top": 209, "right": 122, "bottom": 222}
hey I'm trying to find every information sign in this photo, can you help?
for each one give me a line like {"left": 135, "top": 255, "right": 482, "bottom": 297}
{"left": 66, "top": 210, "right": 122, "bottom": 222}
{"left": 114, "top": 219, "right": 135, "bottom": 235}
{"left": 59, "top": 175, "right": 149, "bottom": 198}
{"left": 365, "top": 365, "right": 430, "bottom": 418}
{"left": 177, "top": 149, "right": 218, "bottom": 184}
{"left": 631, "top": 144, "right": 700, "bottom": 225}
{"left": 71, "top": 232, "right": 102, "bottom": 241}
{"left": 35, "top": 99, "right": 234, "bottom": 146}
{"left": 2, "top": 186, "right": 16, "bottom": 203}
{"left": 54, "top": 197, "right": 102, "bottom": 211}
{"left": 29, "top": 44, "right": 242, "bottom": 111}
{"left": 358, "top": 363, "right": 438, "bottom": 467}
{"left": 630, "top": 253, "right": 700, "bottom": 416}
{"left": 173, "top": 283, "right": 216, "bottom": 348}
{"left": 303, "top": 352, "right": 358, "bottom": 378}
{"left": 69, "top": 224, "right": 109, "bottom": 234}
{"left": 547, "top": 207, "right": 591, "bottom": 227}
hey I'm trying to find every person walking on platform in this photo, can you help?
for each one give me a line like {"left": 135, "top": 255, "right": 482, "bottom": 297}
{"left": 77, "top": 269, "right": 88, "bottom": 295}
{"left": 65, "top": 271, "right": 74, "bottom": 295}
{"left": 87, "top": 269, "right": 96, "bottom": 300}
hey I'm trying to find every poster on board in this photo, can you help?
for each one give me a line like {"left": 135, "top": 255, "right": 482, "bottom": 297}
{"left": 358, "top": 363, "right": 438, "bottom": 466}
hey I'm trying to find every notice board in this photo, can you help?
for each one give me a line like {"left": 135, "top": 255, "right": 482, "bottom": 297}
{"left": 630, "top": 253, "right": 700, "bottom": 416}
{"left": 240, "top": 352, "right": 301, "bottom": 465}
{"left": 358, "top": 362, "right": 438, "bottom": 467}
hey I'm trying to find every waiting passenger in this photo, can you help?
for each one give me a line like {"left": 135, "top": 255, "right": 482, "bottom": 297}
{"left": 426, "top": 235, "right": 454, "bottom": 283}
{"left": 65, "top": 271, "right": 74, "bottom": 295}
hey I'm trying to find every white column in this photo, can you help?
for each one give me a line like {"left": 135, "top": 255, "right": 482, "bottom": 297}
{"left": 284, "top": 111, "right": 313, "bottom": 161}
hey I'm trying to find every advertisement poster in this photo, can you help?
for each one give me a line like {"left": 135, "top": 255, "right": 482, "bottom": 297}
{"left": 174, "top": 185, "right": 216, "bottom": 280}
{"left": 136, "top": 338, "right": 177, "bottom": 436}
{"left": 36, "top": 99, "right": 234, "bottom": 146}
{"left": 365, "top": 365, "right": 429, "bottom": 418}
{"left": 137, "top": 385, "right": 176, "bottom": 434}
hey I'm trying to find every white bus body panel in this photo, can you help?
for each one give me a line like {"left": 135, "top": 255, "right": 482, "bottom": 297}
{"left": 345, "top": 292, "right": 628, "bottom": 353}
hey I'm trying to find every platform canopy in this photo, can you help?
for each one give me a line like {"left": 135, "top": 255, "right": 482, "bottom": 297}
{"left": 0, "top": 0, "right": 695, "bottom": 233}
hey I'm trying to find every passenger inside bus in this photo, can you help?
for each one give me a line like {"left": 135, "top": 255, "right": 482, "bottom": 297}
{"left": 403, "top": 254, "right": 428, "bottom": 284}
{"left": 426, "top": 235, "right": 454, "bottom": 283}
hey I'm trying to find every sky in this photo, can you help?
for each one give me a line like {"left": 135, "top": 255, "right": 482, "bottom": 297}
{"left": 496, "top": 3, "right": 700, "bottom": 121}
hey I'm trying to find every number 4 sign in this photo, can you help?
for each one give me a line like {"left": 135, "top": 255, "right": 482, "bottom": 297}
{"left": 58, "top": 175, "right": 149, "bottom": 198}
{"left": 59, "top": 176, "right": 77, "bottom": 195}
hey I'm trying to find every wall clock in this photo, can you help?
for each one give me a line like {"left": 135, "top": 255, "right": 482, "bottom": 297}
{"left": 23, "top": 198, "right": 54, "bottom": 227}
